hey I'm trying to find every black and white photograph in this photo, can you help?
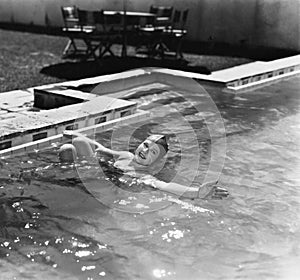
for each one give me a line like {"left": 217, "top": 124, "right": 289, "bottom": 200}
{"left": 0, "top": 0, "right": 299, "bottom": 279}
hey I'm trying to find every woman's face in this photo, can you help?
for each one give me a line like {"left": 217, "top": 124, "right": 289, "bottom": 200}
{"left": 134, "top": 139, "right": 162, "bottom": 166}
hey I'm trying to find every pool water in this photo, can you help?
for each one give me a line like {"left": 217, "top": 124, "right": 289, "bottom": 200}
{"left": 0, "top": 76, "right": 300, "bottom": 279}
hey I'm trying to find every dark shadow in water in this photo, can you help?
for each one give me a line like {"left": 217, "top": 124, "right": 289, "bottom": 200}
{"left": 40, "top": 56, "right": 211, "bottom": 80}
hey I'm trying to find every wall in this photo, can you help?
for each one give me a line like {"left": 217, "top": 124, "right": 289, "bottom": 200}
{"left": 0, "top": 0, "right": 299, "bottom": 51}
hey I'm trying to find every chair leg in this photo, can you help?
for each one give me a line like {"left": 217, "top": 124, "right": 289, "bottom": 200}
{"left": 62, "top": 38, "right": 77, "bottom": 57}
{"left": 154, "top": 40, "right": 170, "bottom": 59}
{"left": 175, "top": 35, "right": 185, "bottom": 60}
{"left": 176, "top": 38, "right": 183, "bottom": 59}
{"left": 62, "top": 40, "right": 72, "bottom": 56}
{"left": 98, "top": 41, "right": 115, "bottom": 58}
{"left": 83, "top": 39, "right": 101, "bottom": 61}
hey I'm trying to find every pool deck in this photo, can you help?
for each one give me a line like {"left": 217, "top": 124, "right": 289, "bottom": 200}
{"left": 0, "top": 54, "right": 299, "bottom": 157}
{"left": 156, "top": 54, "right": 300, "bottom": 91}
{"left": 0, "top": 85, "right": 149, "bottom": 156}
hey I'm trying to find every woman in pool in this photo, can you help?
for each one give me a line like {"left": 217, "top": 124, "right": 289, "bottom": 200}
{"left": 59, "top": 130, "right": 229, "bottom": 200}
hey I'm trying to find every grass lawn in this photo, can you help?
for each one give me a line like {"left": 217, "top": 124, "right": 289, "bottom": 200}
{"left": 0, "top": 29, "right": 252, "bottom": 93}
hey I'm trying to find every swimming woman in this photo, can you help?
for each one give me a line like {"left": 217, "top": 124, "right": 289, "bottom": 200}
{"left": 59, "top": 130, "right": 229, "bottom": 200}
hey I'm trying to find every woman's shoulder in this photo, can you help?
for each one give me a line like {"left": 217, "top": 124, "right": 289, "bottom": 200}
{"left": 117, "top": 151, "right": 134, "bottom": 159}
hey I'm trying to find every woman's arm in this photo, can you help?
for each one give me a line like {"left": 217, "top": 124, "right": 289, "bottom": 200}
{"left": 63, "top": 130, "right": 126, "bottom": 157}
{"left": 141, "top": 176, "right": 229, "bottom": 199}
{"left": 153, "top": 180, "right": 199, "bottom": 198}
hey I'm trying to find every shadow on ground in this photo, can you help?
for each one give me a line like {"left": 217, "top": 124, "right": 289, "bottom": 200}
{"left": 40, "top": 56, "right": 211, "bottom": 80}
{"left": 184, "top": 41, "right": 300, "bottom": 61}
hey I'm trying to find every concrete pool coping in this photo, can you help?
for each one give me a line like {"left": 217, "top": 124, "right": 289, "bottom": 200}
{"left": 30, "top": 54, "right": 300, "bottom": 94}
{"left": 153, "top": 55, "right": 300, "bottom": 91}
{"left": 1, "top": 54, "right": 299, "bottom": 156}
{"left": 0, "top": 109, "right": 149, "bottom": 157}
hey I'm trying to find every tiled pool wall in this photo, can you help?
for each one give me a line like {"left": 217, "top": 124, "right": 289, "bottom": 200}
{"left": 0, "top": 109, "right": 149, "bottom": 157}
{"left": 0, "top": 70, "right": 155, "bottom": 156}
{"left": 226, "top": 64, "right": 300, "bottom": 91}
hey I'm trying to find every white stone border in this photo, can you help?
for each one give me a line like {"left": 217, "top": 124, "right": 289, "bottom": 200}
{"left": 0, "top": 110, "right": 149, "bottom": 157}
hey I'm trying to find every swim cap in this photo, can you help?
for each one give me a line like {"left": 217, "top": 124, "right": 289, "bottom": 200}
{"left": 147, "top": 134, "right": 169, "bottom": 154}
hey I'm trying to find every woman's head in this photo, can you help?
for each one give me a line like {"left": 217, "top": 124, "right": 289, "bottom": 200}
{"left": 134, "top": 135, "right": 168, "bottom": 166}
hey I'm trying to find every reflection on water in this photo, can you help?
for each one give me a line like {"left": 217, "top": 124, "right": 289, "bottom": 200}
{"left": 0, "top": 76, "right": 300, "bottom": 279}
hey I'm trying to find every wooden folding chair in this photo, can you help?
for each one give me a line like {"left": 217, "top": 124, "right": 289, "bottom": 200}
{"left": 76, "top": 9, "right": 100, "bottom": 60}
{"left": 61, "top": 6, "right": 89, "bottom": 58}
{"left": 173, "top": 9, "right": 189, "bottom": 58}
{"left": 136, "top": 6, "right": 174, "bottom": 59}
{"left": 77, "top": 9, "right": 122, "bottom": 60}
{"left": 162, "top": 9, "right": 189, "bottom": 59}
{"left": 95, "top": 11, "right": 122, "bottom": 58}
{"left": 103, "top": 12, "right": 124, "bottom": 56}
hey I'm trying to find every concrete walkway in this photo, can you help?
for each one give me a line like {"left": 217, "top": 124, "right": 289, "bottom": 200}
{"left": 157, "top": 55, "right": 300, "bottom": 91}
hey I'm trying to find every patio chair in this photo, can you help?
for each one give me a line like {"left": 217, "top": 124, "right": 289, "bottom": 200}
{"left": 77, "top": 9, "right": 122, "bottom": 59}
{"left": 135, "top": 5, "right": 174, "bottom": 58}
{"left": 76, "top": 9, "right": 100, "bottom": 60}
{"left": 96, "top": 11, "right": 123, "bottom": 57}
{"left": 162, "top": 9, "right": 189, "bottom": 59}
{"left": 61, "top": 6, "right": 91, "bottom": 58}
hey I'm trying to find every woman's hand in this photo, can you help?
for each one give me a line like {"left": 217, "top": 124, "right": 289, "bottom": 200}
{"left": 139, "top": 176, "right": 229, "bottom": 200}
{"left": 197, "top": 181, "right": 229, "bottom": 199}
{"left": 140, "top": 175, "right": 157, "bottom": 188}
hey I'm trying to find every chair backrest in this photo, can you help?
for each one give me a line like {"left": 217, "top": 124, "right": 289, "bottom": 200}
{"left": 61, "top": 6, "right": 79, "bottom": 28}
{"left": 149, "top": 5, "right": 173, "bottom": 28}
{"left": 77, "top": 9, "right": 95, "bottom": 26}
{"left": 173, "top": 10, "right": 181, "bottom": 24}
{"left": 104, "top": 12, "right": 123, "bottom": 32}
{"left": 150, "top": 5, "right": 173, "bottom": 18}
{"left": 125, "top": 15, "right": 141, "bottom": 30}
{"left": 93, "top": 10, "right": 107, "bottom": 32}
{"left": 172, "top": 9, "right": 189, "bottom": 30}
{"left": 181, "top": 9, "right": 189, "bottom": 27}
{"left": 93, "top": 10, "right": 105, "bottom": 24}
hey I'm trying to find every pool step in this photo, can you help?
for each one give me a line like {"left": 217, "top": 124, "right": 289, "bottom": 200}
{"left": 0, "top": 92, "right": 140, "bottom": 156}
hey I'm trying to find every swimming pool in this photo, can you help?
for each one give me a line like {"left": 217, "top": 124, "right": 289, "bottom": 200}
{"left": 0, "top": 75, "right": 299, "bottom": 279}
